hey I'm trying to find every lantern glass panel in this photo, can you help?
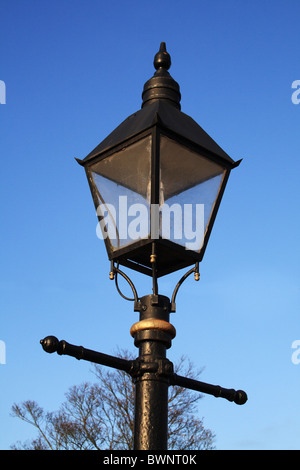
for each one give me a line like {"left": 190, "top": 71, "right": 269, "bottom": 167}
{"left": 159, "top": 135, "right": 225, "bottom": 252}
{"left": 88, "top": 136, "right": 152, "bottom": 251}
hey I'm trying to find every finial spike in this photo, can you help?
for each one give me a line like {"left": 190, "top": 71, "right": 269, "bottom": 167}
{"left": 154, "top": 42, "right": 171, "bottom": 71}
{"left": 142, "top": 43, "right": 181, "bottom": 109}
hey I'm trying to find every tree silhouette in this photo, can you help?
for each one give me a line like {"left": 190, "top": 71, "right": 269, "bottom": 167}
{"left": 11, "top": 353, "right": 215, "bottom": 450}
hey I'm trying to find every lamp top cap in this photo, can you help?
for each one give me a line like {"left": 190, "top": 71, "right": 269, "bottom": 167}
{"left": 142, "top": 42, "right": 181, "bottom": 110}
{"left": 153, "top": 42, "right": 171, "bottom": 71}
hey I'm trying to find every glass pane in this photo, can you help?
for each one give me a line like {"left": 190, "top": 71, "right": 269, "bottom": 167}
{"left": 88, "top": 136, "right": 152, "bottom": 251}
{"left": 160, "top": 135, "right": 225, "bottom": 252}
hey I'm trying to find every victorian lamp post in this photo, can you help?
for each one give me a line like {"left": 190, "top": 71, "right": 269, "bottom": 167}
{"left": 41, "top": 43, "right": 247, "bottom": 450}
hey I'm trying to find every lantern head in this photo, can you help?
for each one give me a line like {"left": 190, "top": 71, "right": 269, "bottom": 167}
{"left": 77, "top": 43, "right": 241, "bottom": 277}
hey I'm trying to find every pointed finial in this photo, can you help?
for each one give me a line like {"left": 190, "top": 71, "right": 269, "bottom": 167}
{"left": 141, "top": 42, "right": 181, "bottom": 110}
{"left": 154, "top": 42, "right": 171, "bottom": 71}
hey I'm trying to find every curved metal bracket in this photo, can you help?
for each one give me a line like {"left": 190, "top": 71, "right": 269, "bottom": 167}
{"left": 110, "top": 262, "right": 139, "bottom": 307}
{"left": 109, "top": 259, "right": 200, "bottom": 314}
{"left": 170, "top": 262, "right": 200, "bottom": 312}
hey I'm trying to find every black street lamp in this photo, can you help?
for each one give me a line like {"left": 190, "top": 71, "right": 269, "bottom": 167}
{"left": 41, "top": 43, "right": 247, "bottom": 451}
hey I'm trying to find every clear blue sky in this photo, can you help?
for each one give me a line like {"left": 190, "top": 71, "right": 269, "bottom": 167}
{"left": 1, "top": 0, "right": 299, "bottom": 450}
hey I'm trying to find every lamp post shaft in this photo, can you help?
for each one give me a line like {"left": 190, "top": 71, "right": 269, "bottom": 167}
{"left": 131, "top": 294, "right": 175, "bottom": 450}
{"left": 133, "top": 342, "right": 169, "bottom": 450}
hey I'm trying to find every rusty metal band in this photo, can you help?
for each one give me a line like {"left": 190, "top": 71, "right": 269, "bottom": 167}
{"left": 130, "top": 319, "right": 176, "bottom": 339}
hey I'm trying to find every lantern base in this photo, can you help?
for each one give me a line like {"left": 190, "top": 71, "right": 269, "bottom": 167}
{"left": 111, "top": 238, "right": 201, "bottom": 277}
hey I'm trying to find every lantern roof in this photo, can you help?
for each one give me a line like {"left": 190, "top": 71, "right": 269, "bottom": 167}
{"left": 78, "top": 100, "right": 239, "bottom": 168}
{"left": 77, "top": 43, "right": 240, "bottom": 170}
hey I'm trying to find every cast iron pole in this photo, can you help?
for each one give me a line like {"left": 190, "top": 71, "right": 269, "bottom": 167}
{"left": 130, "top": 294, "right": 175, "bottom": 450}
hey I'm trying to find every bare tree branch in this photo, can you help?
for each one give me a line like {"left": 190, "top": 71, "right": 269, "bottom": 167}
{"left": 11, "top": 352, "right": 215, "bottom": 450}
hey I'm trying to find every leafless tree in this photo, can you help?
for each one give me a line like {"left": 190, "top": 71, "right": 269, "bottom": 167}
{"left": 11, "top": 354, "right": 215, "bottom": 450}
